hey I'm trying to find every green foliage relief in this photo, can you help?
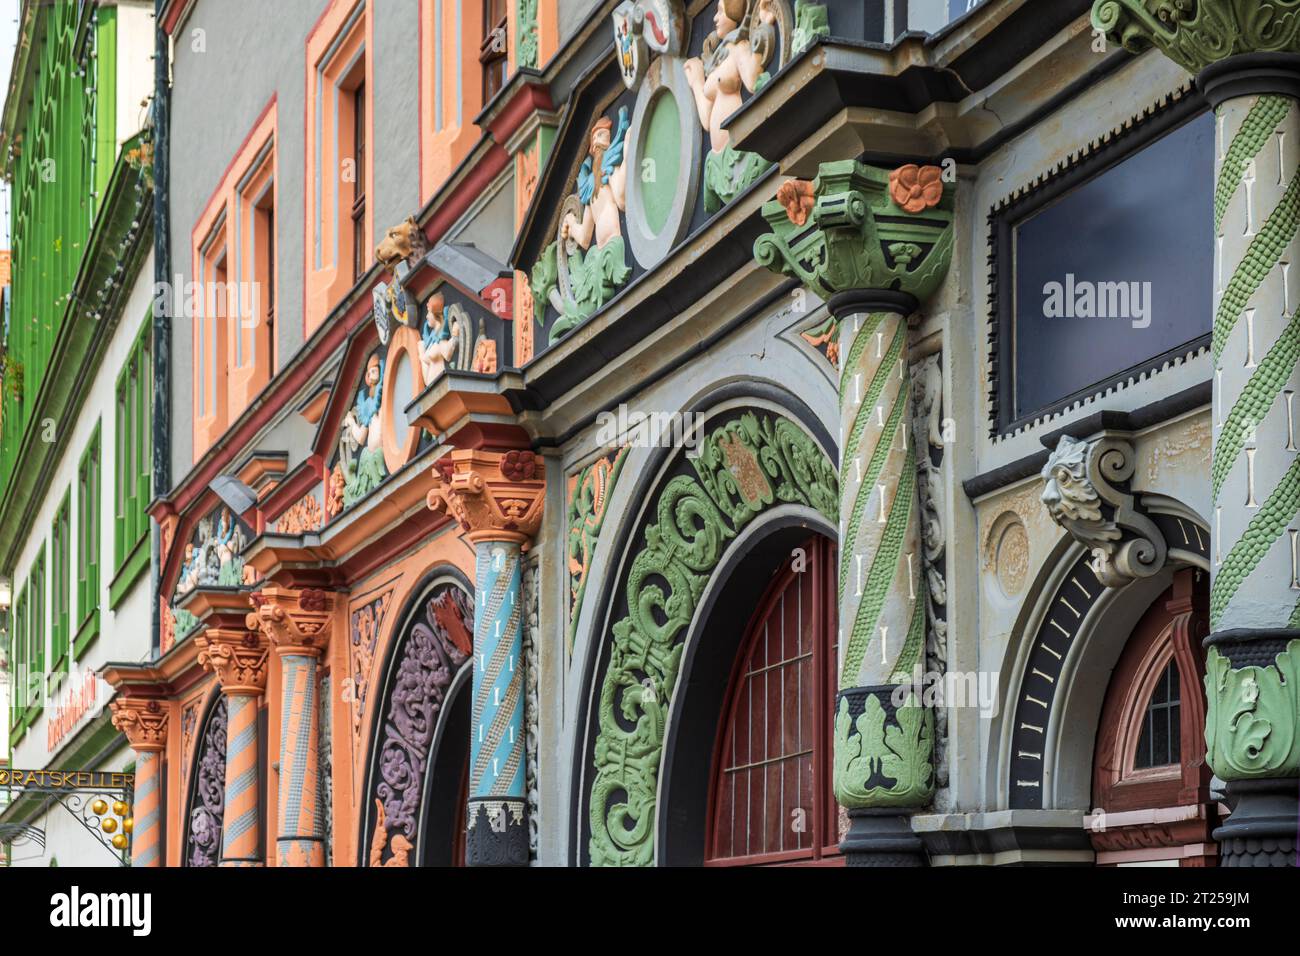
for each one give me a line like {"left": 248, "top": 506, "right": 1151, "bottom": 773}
{"left": 588, "top": 412, "right": 837, "bottom": 866}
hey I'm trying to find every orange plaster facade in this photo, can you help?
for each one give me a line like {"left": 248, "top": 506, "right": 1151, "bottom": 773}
{"left": 119, "top": 0, "right": 561, "bottom": 870}
{"left": 304, "top": 0, "right": 374, "bottom": 335}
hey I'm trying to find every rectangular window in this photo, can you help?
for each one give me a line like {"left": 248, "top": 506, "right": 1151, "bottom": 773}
{"left": 112, "top": 318, "right": 151, "bottom": 604}
{"left": 352, "top": 81, "right": 367, "bottom": 282}
{"left": 77, "top": 424, "right": 101, "bottom": 655}
{"left": 304, "top": 1, "right": 371, "bottom": 332}
{"left": 481, "top": 0, "right": 508, "bottom": 105}
{"left": 10, "top": 586, "right": 26, "bottom": 731}
{"left": 990, "top": 102, "right": 1213, "bottom": 434}
{"left": 28, "top": 548, "right": 45, "bottom": 717}
{"left": 190, "top": 104, "right": 278, "bottom": 461}
{"left": 51, "top": 493, "right": 71, "bottom": 675}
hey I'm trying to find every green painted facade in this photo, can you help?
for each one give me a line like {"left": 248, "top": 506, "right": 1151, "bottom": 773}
{"left": 1, "top": 3, "right": 117, "bottom": 500}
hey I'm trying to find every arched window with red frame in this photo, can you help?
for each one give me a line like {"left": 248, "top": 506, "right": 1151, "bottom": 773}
{"left": 706, "top": 535, "right": 842, "bottom": 866}
{"left": 1091, "top": 568, "right": 1219, "bottom": 866}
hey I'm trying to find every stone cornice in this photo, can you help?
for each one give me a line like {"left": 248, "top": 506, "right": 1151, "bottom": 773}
{"left": 109, "top": 698, "right": 169, "bottom": 754}
{"left": 426, "top": 449, "right": 545, "bottom": 545}
{"left": 248, "top": 586, "right": 335, "bottom": 658}
{"left": 1093, "top": 0, "right": 1300, "bottom": 74}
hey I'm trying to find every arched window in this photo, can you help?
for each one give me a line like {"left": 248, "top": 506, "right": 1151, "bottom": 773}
{"left": 1091, "top": 568, "right": 1218, "bottom": 866}
{"left": 1133, "top": 659, "right": 1180, "bottom": 770}
{"left": 706, "top": 536, "right": 840, "bottom": 866}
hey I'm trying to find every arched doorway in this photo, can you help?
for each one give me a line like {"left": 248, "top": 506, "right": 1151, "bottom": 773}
{"left": 704, "top": 535, "right": 842, "bottom": 866}
{"left": 361, "top": 572, "right": 473, "bottom": 866}
{"left": 182, "top": 693, "right": 227, "bottom": 868}
{"left": 1089, "top": 568, "right": 1218, "bottom": 865}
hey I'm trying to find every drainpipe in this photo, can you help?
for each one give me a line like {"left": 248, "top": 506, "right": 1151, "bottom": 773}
{"left": 150, "top": 1, "right": 172, "bottom": 659}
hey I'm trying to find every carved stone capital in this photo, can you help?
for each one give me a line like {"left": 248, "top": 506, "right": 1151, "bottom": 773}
{"left": 109, "top": 698, "right": 169, "bottom": 753}
{"left": 247, "top": 586, "right": 335, "bottom": 658}
{"left": 753, "top": 161, "right": 954, "bottom": 303}
{"left": 196, "top": 627, "right": 271, "bottom": 696}
{"left": 1040, "top": 434, "right": 1168, "bottom": 588}
{"left": 1092, "top": 0, "right": 1300, "bottom": 75}
{"left": 426, "top": 449, "right": 546, "bottom": 545}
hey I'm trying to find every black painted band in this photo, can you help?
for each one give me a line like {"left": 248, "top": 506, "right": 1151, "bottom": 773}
{"left": 1197, "top": 53, "right": 1300, "bottom": 108}
{"left": 828, "top": 289, "right": 919, "bottom": 321}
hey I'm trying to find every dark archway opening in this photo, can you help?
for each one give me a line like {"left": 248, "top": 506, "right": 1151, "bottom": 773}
{"left": 659, "top": 522, "right": 836, "bottom": 867}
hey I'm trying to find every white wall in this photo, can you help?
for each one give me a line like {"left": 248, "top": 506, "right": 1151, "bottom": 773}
{"left": 115, "top": 1, "right": 156, "bottom": 148}
{"left": 7, "top": 255, "right": 155, "bottom": 867}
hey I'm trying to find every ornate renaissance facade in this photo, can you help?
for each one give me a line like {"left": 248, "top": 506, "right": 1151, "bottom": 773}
{"left": 3, "top": 0, "right": 1297, "bottom": 870}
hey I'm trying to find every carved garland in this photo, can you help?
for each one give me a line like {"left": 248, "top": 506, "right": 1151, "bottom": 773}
{"left": 587, "top": 410, "right": 837, "bottom": 866}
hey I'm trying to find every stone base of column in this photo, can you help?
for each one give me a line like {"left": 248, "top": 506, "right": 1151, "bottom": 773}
{"left": 219, "top": 859, "right": 266, "bottom": 868}
{"left": 1214, "top": 779, "right": 1298, "bottom": 867}
{"left": 466, "top": 798, "right": 529, "bottom": 867}
{"left": 841, "top": 809, "right": 927, "bottom": 867}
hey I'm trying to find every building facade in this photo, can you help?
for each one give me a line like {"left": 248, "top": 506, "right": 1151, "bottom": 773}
{"left": 0, "top": 0, "right": 157, "bottom": 866}
{"left": 2, "top": 0, "right": 1296, "bottom": 868}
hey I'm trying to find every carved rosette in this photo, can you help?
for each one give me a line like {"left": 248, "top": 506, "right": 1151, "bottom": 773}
{"left": 1091, "top": 0, "right": 1300, "bottom": 75}
{"left": 427, "top": 448, "right": 546, "bottom": 544}
{"left": 753, "top": 161, "right": 954, "bottom": 303}
{"left": 248, "top": 587, "right": 335, "bottom": 658}
{"left": 110, "top": 698, "right": 169, "bottom": 753}
{"left": 197, "top": 628, "right": 271, "bottom": 696}
{"left": 1040, "top": 434, "right": 1169, "bottom": 588}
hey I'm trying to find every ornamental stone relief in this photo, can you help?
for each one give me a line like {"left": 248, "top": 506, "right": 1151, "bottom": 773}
{"left": 185, "top": 696, "right": 228, "bottom": 869}
{"left": 367, "top": 583, "right": 473, "bottom": 867}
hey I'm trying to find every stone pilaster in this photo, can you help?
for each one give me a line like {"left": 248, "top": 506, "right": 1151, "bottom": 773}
{"left": 108, "top": 698, "right": 168, "bottom": 868}
{"left": 197, "top": 625, "right": 270, "bottom": 867}
{"left": 428, "top": 448, "right": 545, "bottom": 866}
{"left": 1094, "top": 0, "right": 1300, "bottom": 867}
{"left": 248, "top": 586, "right": 334, "bottom": 867}
{"left": 755, "top": 160, "right": 954, "bottom": 864}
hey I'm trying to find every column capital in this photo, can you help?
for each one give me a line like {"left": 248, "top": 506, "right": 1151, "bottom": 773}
{"left": 247, "top": 586, "right": 335, "bottom": 658}
{"left": 1092, "top": 0, "right": 1300, "bottom": 76}
{"left": 197, "top": 627, "right": 271, "bottom": 696}
{"left": 753, "top": 160, "right": 954, "bottom": 305}
{"left": 109, "top": 698, "right": 169, "bottom": 753}
{"left": 426, "top": 448, "right": 545, "bottom": 545}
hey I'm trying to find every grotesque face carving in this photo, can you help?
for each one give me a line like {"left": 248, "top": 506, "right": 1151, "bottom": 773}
{"left": 1041, "top": 436, "right": 1102, "bottom": 525}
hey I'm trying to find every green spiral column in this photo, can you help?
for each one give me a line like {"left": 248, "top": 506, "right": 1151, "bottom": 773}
{"left": 1094, "top": 0, "right": 1300, "bottom": 866}
{"left": 755, "top": 161, "right": 953, "bottom": 865}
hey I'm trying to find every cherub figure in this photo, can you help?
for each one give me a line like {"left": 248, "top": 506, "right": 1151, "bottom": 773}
{"left": 340, "top": 353, "right": 388, "bottom": 507}
{"left": 561, "top": 108, "right": 631, "bottom": 254}
{"left": 420, "top": 292, "right": 460, "bottom": 383}
{"left": 683, "top": 0, "right": 778, "bottom": 211}
{"left": 214, "top": 509, "right": 244, "bottom": 586}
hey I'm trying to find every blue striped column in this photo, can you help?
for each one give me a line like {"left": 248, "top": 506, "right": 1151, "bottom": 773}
{"left": 466, "top": 539, "right": 528, "bottom": 866}
{"left": 131, "top": 751, "right": 163, "bottom": 867}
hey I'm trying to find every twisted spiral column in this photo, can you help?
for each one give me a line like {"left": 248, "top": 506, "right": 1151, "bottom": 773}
{"left": 109, "top": 698, "right": 168, "bottom": 868}
{"left": 248, "top": 587, "right": 335, "bottom": 867}
{"left": 427, "top": 447, "right": 544, "bottom": 866}
{"left": 196, "top": 625, "right": 270, "bottom": 867}
{"left": 1202, "top": 59, "right": 1300, "bottom": 868}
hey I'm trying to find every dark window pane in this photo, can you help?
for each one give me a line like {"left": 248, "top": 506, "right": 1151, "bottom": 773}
{"left": 1012, "top": 113, "right": 1214, "bottom": 421}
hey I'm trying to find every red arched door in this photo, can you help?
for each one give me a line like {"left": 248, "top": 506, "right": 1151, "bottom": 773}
{"left": 1091, "top": 568, "right": 1218, "bottom": 865}
{"left": 705, "top": 536, "right": 842, "bottom": 866}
